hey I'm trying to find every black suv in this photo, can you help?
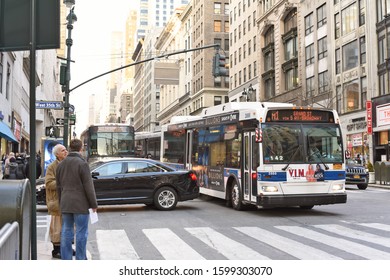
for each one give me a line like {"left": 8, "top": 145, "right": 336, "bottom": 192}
{"left": 345, "top": 159, "right": 369, "bottom": 190}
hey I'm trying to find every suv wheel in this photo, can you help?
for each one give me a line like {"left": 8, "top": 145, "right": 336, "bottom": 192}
{"left": 357, "top": 184, "right": 368, "bottom": 190}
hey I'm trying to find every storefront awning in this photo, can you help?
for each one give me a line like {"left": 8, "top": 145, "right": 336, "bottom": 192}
{"left": 0, "top": 121, "right": 18, "bottom": 143}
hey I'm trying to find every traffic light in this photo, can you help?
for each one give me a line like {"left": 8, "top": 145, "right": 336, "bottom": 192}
{"left": 59, "top": 63, "right": 67, "bottom": 86}
{"left": 212, "top": 53, "right": 229, "bottom": 77}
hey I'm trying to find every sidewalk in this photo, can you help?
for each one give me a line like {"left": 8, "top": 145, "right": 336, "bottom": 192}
{"left": 37, "top": 240, "right": 92, "bottom": 260}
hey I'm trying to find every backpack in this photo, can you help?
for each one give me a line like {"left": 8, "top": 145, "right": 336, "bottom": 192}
{"left": 8, "top": 162, "right": 18, "bottom": 179}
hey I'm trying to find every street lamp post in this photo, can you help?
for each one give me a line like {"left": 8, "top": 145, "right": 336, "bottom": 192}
{"left": 242, "top": 84, "right": 255, "bottom": 102}
{"left": 63, "top": 0, "right": 77, "bottom": 148}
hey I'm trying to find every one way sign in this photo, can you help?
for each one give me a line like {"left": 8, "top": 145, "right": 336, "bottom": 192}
{"left": 56, "top": 118, "right": 75, "bottom": 125}
{"left": 56, "top": 118, "right": 64, "bottom": 125}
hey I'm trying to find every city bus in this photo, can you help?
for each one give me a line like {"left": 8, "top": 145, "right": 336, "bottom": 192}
{"left": 161, "top": 102, "right": 347, "bottom": 210}
{"left": 135, "top": 131, "right": 161, "bottom": 159}
{"left": 80, "top": 123, "right": 135, "bottom": 162}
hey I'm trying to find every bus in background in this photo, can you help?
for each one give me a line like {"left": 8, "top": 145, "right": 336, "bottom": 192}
{"left": 135, "top": 131, "right": 161, "bottom": 159}
{"left": 161, "top": 102, "right": 346, "bottom": 210}
{"left": 80, "top": 123, "right": 135, "bottom": 162}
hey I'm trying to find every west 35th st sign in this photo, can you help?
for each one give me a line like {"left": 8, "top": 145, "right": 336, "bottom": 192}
{"left": 36, "top": 101, "right": 63, "bottom": 109}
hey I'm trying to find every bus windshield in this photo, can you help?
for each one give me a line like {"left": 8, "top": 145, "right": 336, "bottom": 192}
{"left": 91, "top": 131, "right": 133, "bottom": 157}
{"left": 262, "top": 123, "right": 342, "bottom": 164}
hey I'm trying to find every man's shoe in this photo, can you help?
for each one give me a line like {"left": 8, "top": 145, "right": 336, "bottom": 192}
{"left": 73, "top": 249, "right": 76, "bottom": 256}
{"left": 51, "top": 250, "right": 61, "bottom": 259}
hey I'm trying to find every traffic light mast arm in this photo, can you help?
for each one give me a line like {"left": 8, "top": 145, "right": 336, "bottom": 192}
{"left": 69, "top": 44, "right": 221, "bottom": 93}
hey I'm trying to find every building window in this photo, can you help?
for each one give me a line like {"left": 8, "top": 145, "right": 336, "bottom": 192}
{"left": 343, "top": 40, "right": 358, "bottom": 71}
{"left": 214, "top": 20, "right": 222, "bottom": 32}
{"left": 361, "top": 77, "right": 367, "bottom": 108}
{"left": 305, "top": 13, "right": 313, "bottom": 35}
{"left": 360, "top": 36, "right": 366, "bottom": 64}
{"left": 336, "top": 48, "right": 341, "bottom": 74}
{"left": 318, "top": 71, "right": 329, "bottom": 95}
{"left": 285, "top": 37, "right": 297, "bottom": 61}
{"left": 224, "top": 3, "right": 229, "bottom": 14}
{"left": 248, "top": 64, "right": 252, "bottom": 79}
{"left": 284, "top": 9, "right": 297, "bottom": 33}
{"left": 253, "top": 35, "right": 256, "bottom": 52}
{"left": 335, "top": 13, "right": 340, "bottom": 39}
{"left": 253, "top": 61, "right": 257, "bottom": 77}
{"left": 214, "top": 2, "right": 221, "bottom": 14}
{"left": 306, "top": 76, "right": 315, "bottom": 100}
{"left": 264, "top": 50, "right": 274, "bottom": 71}
{"left": 317, "top": 4, "right": 327, "bottom": 28}
{"left": 359, "top": 0, "right": 365, "bottom": 26}
{"left": 305, "top": 44, "right": 314, "bottom": 66}
{"left": 248, "top": 39, "right": 251, "bottom": 55}
{"left": 318, "top": 37, "right": 327, "bottom": 59}
{"left": 224, "top": 38, "right": 229, "bottom": 51}
{"left": 264, "top": 26, "right": 274, "bottom": 45}
{"left": 224, "top": 21, "right": 229, "bottom": 32}
{"left": 342, "top": 3, "right": 357, "bottom": 35}
{"left": 344, "top": 79, "right": 359, "bottom": 112}
{"left": 285, "top": 67, "right": 298, "bottom": 91}
{"left": 336, "top": 85, "right": 342, "bottom": 113}
{"left": 379, "top": 72, "right": 386, "bottom": 96}
{"left": 264, "top": 76, "right": 275, "bottom": 99}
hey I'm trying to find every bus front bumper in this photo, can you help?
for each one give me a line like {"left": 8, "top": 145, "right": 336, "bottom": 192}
{"left": 256, "top": 193, "right": 347, "bottom": 208}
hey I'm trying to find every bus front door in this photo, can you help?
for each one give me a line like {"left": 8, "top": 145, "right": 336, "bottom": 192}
{"left": 243, "top": 132, "right": 251, "bottom": 202}
{"left": 243, "top": 131, "right": 259, "bottom": 203}
{"left": 185, "top": 130, "right": 193, "bottom": 170}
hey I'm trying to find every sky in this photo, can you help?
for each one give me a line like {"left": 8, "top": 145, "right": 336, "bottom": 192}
{"left": 68, "top": 0, "right": 137, "bottom": 136}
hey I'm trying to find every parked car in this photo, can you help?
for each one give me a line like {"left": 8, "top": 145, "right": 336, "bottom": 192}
{"left": 345, "top": 159, "right": 369, "bottom": 190}
{"left": 36, "top": 158, "right": 199, "bottom": 210}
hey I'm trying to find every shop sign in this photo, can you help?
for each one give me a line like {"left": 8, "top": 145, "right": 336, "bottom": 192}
{"left": 377, "top": 103, "right": 390, "bottom": 127}
{"left": 352, "top": 133, "right": 363, "bottom": 146}
{"left": 366, "top": 101, "right": 372, "bottom": 134}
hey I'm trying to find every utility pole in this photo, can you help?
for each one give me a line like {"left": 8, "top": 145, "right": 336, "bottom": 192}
{"left": 63, "top": 4, "right": 77, "bottom": 148}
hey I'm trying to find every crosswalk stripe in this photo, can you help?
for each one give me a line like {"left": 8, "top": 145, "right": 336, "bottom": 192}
{"left": 359, "top": 223, "right": 390, "bottom": 232}
{"left": 36, "top": 215, "right": 49, "bottom": 228}
{"left": 314, "top": 224, "right": 390, "bottom": 248}
{"left": 277, "top": 226, "right": 390, "bottom": 260}
{"left": 96, "top": 230, "right": 139, "bottom": 260}
{"left": 143, "top": 228, "right": 205, "bottom": 260}
{"left": 186, "top": 227, "right": 269, "bottom": 260}
{"left": 235, "top": 227, "right": 341, "bottom": 260}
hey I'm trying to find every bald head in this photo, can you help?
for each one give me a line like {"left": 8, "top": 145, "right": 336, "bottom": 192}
{"left": 52, "top": 144, "right": 68, "bottom": 161}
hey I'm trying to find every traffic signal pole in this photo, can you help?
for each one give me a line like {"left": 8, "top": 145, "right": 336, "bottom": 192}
{"left": 68, "top": 44, "right": 221, "bottom": 94}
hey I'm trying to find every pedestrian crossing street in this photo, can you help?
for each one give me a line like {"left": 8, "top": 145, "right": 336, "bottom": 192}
{"left": 36, "top": 215, "right": 390, "bottom": 260}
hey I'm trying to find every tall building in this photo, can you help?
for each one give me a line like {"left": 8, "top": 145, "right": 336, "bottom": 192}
{"left": 191, "top": 0, "right": 230, "bottom": 115}
{"left": 137, "top": 0, "right": 190, "bottom": 41}
{"left": 229, "top": 0, "right": 259, "bottom": 101}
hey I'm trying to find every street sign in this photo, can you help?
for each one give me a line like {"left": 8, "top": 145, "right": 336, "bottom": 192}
{"left": 36, "top": 101, "right": 63, "bottom": 110}
{"left": 56, "top": 118, "right": 64, "bottom": 125}
{"left": 45, "top": 126, "right": 59, "bottom": 138}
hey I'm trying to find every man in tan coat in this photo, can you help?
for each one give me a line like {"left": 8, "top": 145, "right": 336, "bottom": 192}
{"left": 45, "top": 144, "right": 68, "bottom": 259}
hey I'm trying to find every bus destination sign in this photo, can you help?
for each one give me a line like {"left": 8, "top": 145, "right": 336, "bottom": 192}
{"left": 266, "top": 109, "right": 333, "bottom": 123}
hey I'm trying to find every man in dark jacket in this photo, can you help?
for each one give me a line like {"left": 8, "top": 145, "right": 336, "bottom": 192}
{"left": 56, "top": 139, "right": 98, "bottom": 260}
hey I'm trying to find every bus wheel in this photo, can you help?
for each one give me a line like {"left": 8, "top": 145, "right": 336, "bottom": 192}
{"left": 299, "top": 205, "right": 314, "bottom": 210}
{"left": 231, "top": 181, "right": 244, "bottom": 210}
{"left": 154, "top": 187, "right": 178, "bottom": 210}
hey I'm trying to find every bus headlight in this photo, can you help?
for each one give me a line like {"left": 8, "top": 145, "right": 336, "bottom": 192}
{"left": 261, "top": 186, "right": 279, "bottom": 192}
{"left": 332, "top": 184, "right": 344, "bottom": 191}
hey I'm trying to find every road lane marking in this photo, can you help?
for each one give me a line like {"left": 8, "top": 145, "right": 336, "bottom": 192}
{"left": 277, "top": 225, "right": 390, "bottom": 260}
{"left": 96, "top": 230, "right": 139, "bottom": 260}
{"left": 186, "top": 227, "right": 269, "bottom": 260}
{"left": 314, "top": 224, "right": 390, "bottom": 248}
{"left": 359, "top": 223, "right": 390, "bottom": 232}
{"left": 143, "top": 228, "right": 205, "bottom": 260}
{"left": 235, "top": 227, "right": 341, "bottom": 260}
